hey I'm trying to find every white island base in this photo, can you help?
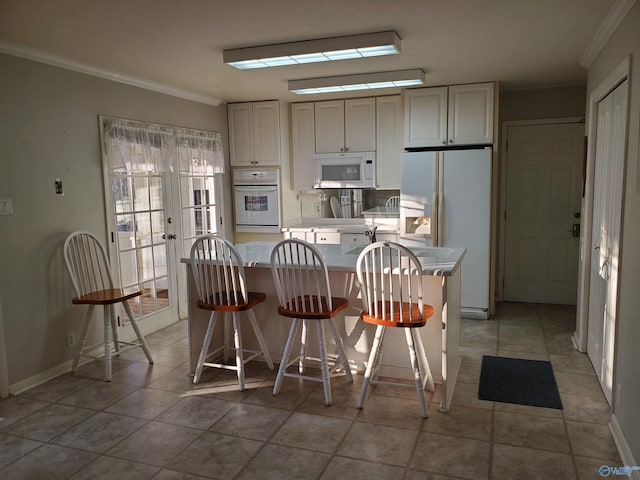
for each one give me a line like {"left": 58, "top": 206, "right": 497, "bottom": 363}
{"left": 183, "top": 242, "right": 463, "bottom": 412}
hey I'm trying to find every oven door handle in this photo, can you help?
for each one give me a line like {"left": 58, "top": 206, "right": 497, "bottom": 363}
{"left": 234, "top": 185, "right": 278, "bottom": 193}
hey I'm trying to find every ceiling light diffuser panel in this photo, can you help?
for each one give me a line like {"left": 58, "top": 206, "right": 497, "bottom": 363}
{"left": 288, "top": 69, "right": 425, "bottom": 94}
{"left": 224, "top": 31, "right": 401, "bottom": 69}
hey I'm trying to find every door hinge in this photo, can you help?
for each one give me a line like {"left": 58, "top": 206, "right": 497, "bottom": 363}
{"left": 111, "top": 231, "right": 115, "bottom": 243}
{"left": 116, "top": 315, "right": 121, "bottom": 327}
{"left": 220, "top": 216, "right": 223, "bottom": 225}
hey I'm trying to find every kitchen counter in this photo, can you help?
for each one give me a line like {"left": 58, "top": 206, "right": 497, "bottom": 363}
{"left": 232, "top": 241, "right": 464, "bottom": 276}
{"left": 282, "top": 217, "right": 400, "bottom": 235}
{"left": 182, "top": 241, "right": 464, "bottom": 412}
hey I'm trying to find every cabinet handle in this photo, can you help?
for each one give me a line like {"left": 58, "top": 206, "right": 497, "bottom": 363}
{"left": 449, "top": 139, "right": 454, "bottom": 144}
{"left": 442, "top": 141, "right": 446, "bottom": 144}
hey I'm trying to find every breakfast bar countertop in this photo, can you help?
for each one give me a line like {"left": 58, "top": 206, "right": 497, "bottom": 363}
{"left": 181, "top": 241, "right": 466, "bottom": 277}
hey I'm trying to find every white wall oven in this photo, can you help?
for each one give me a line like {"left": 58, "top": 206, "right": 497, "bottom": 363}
{"left": 233, "top": 168, "right": 281, "bottom": 233}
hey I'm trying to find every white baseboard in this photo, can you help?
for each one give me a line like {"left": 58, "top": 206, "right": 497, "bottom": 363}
{"left": 609, "top": 414, "right": 640, "bottom": 480}
{"left": 9, "top": 317, "right": 180, "bottom": 395}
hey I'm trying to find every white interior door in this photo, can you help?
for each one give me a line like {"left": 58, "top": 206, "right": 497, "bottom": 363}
{"left": 587, "top": 80, "right": 628, "bottom": 405}
{"left": 503, "top": 122, "right": 584, "bottom": 304}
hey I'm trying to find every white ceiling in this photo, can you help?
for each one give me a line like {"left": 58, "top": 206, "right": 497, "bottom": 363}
{"left": 0, "top": 0, "right": 616, "bottom": 104}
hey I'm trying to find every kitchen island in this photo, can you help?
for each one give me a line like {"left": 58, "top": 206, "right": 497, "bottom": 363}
{"left": 182, "top": 241, "right": 464, "bottom": 412}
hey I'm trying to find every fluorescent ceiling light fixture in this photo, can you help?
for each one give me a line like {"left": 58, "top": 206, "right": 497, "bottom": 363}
{"left": 289, "top": 69, "right": 425, "bottom": 94}
{"left": 224, "top": 31, "right": 400, "bottom": 69}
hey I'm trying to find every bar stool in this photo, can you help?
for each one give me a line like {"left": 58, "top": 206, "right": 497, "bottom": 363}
{"left": 270, "top": 239, "right": 353, "bottom": 405}
{"left": 355, "top": 241, "right": 435, "bottom": 417}
{"left": 63, "top": 231, "right": 153, "bottom": 381}
{"left": 189, "top": 234, "right": 273, "bottom": 389}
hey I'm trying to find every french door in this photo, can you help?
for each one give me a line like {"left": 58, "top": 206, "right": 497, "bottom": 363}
{"left": 101, "top": 118, "right": 223, "bottom": 331}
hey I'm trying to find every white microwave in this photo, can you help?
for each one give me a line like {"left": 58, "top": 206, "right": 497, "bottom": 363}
{"left": 313, "top": 152, "right": 376, "bottom": 189}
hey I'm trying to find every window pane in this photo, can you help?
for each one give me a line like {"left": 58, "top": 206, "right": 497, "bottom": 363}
{"left": 138, "top": 246, "right": 154, "bottom": 281}
{"left": 151, "top": 211, "right": 165, "bottom": 244}
{"left": 113, "top": 177, "right": 133, "bottom": 213}
{"left": 149, "top": 176, "right": 163, "bottom": 210}
{"left": 119, "top": 249, "right": 138, "bottom": 286}
{"left": 132, "top": 176, "right": 149, "bottom": 211}
{"left": 153, "top": 244, "right": 167, "bottom": 278}
{"left": 135, "top": 212, "right": 152, "bottom": 246}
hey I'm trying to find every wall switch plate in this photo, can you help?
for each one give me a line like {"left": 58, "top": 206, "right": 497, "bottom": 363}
{"left": 0, "top": 198, "right": 13, "bottom": 215}
{"left": 67, "top": 332, "right": 76, "bottom": 347}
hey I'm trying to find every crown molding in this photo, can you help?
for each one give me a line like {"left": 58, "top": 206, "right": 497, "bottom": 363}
{"left": 580, "top": 0, "right": 637, "bottom": 68}
{"left": 0, "top": 43, "right": 224, "bottom": 106}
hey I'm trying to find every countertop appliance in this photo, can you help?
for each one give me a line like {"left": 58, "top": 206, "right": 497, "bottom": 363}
{"left": 400, "top": 147, "right": 492, "bottom": 319}
{"left": 233, "top": 168, "right": 281, "bottom": 233}
{"left": 313, "top": 151, "right": 375, "bottom": 189}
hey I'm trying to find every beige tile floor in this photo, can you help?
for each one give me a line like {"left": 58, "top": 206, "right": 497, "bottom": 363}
{"left": 0, "top": 302, "right": 621, "bottom": 479}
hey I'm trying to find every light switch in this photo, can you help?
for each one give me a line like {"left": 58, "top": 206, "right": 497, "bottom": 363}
{"left": 0, "top": 198, "right": 13, "bottom": 215}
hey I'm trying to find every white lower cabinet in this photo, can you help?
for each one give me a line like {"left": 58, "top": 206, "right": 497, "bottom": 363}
{"left": 341, "top": 233, "right": 369, "bottom": 246}
{"left": 314, "top": 232, "right": 341, "bottom": 244}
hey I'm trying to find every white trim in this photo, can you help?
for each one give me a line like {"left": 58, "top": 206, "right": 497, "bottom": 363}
{"left": 0, "top": 297, "right": 9, "bottom": 398}
{"left": 0, "top": 43, "right": 224, "bottom": 107}
{"left": 580, "top": 0, "right": 637, "bottom": 67}
{"left": 610, "top": 414, "right": 640, "bottom": 480}
{"left": 498, "top": 117, "right": 585, "bottom": 302}
{"left": 576, "top": 56, "right": 630, "bottom": 353}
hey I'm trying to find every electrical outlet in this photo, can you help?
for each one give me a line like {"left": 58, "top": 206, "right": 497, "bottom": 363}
{"left": 67, "top": 332, "right": 76, "bottom": 347}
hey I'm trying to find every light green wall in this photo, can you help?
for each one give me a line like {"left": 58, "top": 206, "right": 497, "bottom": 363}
{"left": 0, "top": 53, "right": 229, "bottom": 385}
{"left": 586, "top": 1, "right": 640, "bottom": 462}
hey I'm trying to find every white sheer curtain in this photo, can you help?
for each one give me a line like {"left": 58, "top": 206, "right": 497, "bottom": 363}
{"left": 103, "top": 118, "right": 224, "bottom": 174}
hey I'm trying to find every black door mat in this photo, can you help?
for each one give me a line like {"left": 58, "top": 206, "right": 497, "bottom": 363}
{"left": 478, "top": 355, "right": 563, "bottom": 409}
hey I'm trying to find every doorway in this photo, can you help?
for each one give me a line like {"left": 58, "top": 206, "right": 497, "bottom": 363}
{"left": 500, "top": 119, "right": 585, "bottom": 304}
{"left": 101, "top": 117, "right": 225, "bottom": 334}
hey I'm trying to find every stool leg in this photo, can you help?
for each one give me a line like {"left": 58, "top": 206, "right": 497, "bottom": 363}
{"left": 103, "top": 305, "right": 112, "bottom": 382}
{"left": 247, "top": 310, "right": 274, "bottom": 370}
{"left": 317, "top": 320, "right": 332, "bottom": 406}
{"left": 122, "top": 301, "right": 153, "bottom": 364}
{"left": 299, "top": 319, "right": 308, "bottom": 374}
{"left": 358, "top": 325, "right": 385, "bottom": 409}
{"left": 193, "top": 311, "right": 218, "bottom": 384}
{"left": 327, "top": 318, "right": 352, "bottom": 383}
{"left": 110, "top": 307, "right": 120, "bottom": 355}
{"left": 73, "top": 305, "right": 94, "bottom": 373}
{"left": 414, "top": 329, "right": 434, "bottom": 391}
{"left": 273, "top": 318, "right": 299, "bottom": 396}
{"left": 223, "top": 313, "right": 231, "bottom": 364}
{"left": 232, "top": 312, "right": 245, "bottom": 391}
{"left": 406, "top": 328, "right": 428, "bottom": 418}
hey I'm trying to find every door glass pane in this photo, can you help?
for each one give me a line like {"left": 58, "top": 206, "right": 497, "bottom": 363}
{"left": 150, "top": 176, "right": 164, "bottom": 210}
{"left": 119, "top": 249, "right": 138, "bottom": 287}
{"left": 133, "top": 176, "right": 150, "bottom": 211}
{"left": 135, "top": 212, "right": 152, "bottom": 246}
{"left": 114, "top": 177, "right": 133, "bottom": 213}
{"left": 151, "top": 211, "right": 165, "bottom": 244}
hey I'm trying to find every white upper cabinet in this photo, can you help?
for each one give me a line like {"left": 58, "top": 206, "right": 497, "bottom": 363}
{"left": 229, "top": 100, "right": 280, "bottom": 166}
{"left": 447, "top": 83, "right": 494, "bottom": 146}
{"left": 291, "top": 102, "right": 316, "bottom": 190}
{"left": 404, "top": 87, "right": 448, "bottom": 148}
{"left": 314, "top": 100, "right": 345, "bottom": 153}
{"left": 344, "top": 98, "right": 376, "bottom": 152}
{"left": 315, "top": 98, "right": 376, "bottom": 153}
{"left": 404, "top": 83, "right": 494, "bottom": 148}
{"left": 375, "top": 95, "right": 403, "bottom": 189}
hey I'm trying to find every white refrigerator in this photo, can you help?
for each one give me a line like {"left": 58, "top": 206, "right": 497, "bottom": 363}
{"left": 400, "top": 147, "right": 492, "bottom": 319}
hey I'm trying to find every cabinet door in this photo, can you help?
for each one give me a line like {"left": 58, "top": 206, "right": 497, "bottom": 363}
{"left": 315, "top": 100, "right": 345, "bottom": 153}
{"left": 375, "top": 95, "right": 402, "bottom": 188}
{"left": 447, "top": 83, "right": 494, "bottom": 145}
{"left": 253, "top": 100, "right": 281, "bottom": 165}
{"left": 403, "top": 87, "right": 448, "bottom": 148}
{"left": 345, "top": 97, "right": 376, "bottom": 152}
{"left": 291, "top": 102, "right": 316, "bottom": 190}
{"left": 228, "top": 103, "right": 255, "bottom": 166}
